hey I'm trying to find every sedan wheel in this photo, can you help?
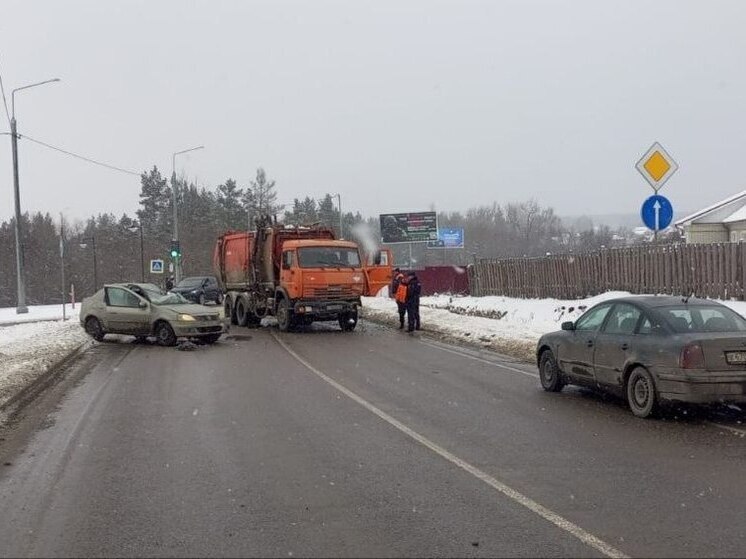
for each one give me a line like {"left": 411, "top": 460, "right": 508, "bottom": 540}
{"left": 627, "top": 367, "right": 657, "bottom": 418}
{"left": 85, "top": 317, "right": 105, "bottom": 342}
{"left": 539, "top": 350, "right": 564, "bottom": 392}
{"left": 155, "top": 322, "right": 177, "bottom": 347}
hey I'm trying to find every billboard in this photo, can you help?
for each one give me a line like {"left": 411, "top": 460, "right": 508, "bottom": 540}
{"left": 427, "top": 227, "right": 465, "bottom": 249}
{"left": 379, "top": 212, "right": 438, "bottom": 244}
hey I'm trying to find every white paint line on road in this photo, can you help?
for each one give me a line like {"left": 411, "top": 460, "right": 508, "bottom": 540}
{"left": 271, "top": 332, "right": 628, "bottom": 559}
{"left": 420, "top": 340, "right": 539, "bottom": 379}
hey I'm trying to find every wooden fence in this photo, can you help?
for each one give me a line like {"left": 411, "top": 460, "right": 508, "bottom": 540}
{"left": 469, "top": 243, "right": 746, "bottom": 300}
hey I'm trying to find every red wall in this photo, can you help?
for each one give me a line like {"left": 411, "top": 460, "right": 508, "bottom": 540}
{"left": 412, "top": 266, "right": 470, "bottom": 296}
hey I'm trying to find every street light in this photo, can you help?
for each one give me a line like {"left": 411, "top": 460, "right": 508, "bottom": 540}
{"left": 127, "top": 221, "right": 145, "bottom": 282}
{"left": 335, "top": 193, "right": 343, "bottom": 239}
{"left": 9, "top": 77, "right": 61, "bottom": 313}
{"left": 171, "top": 145, "right": 204, "bottom": 283}
{"left": 79, "top": 236, "right": 98, "bottom": 293}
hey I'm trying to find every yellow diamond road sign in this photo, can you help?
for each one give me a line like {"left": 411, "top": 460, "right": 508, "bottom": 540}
{"left": 636, "top": 142, "right": 678, "bottom": 191}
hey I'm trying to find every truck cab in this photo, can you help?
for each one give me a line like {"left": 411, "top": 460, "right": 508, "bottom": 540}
{"left": 276, "top": 240, "right": 391, "bottom": 331}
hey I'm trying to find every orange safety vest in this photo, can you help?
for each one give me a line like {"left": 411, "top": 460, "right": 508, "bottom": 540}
{"left": 395, "top": 281, "right": 408, "bottom": 304}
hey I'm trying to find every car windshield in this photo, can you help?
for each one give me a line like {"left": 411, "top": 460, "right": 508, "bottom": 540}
{"left": 659, "top": 304, "right": 746, "bottom": 333}
{"left": 176, "top": 277, "right": 205, "bottom": 288}
{"left": 297, "top": 247, "right": 361, "bottom": 268}
{"left": 142, "top": 288, "right": 191, "bottom": 305}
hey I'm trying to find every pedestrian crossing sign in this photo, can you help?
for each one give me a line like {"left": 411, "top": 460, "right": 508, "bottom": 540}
{"left": 150, "top": 259, "right": 164, "bottom": 274}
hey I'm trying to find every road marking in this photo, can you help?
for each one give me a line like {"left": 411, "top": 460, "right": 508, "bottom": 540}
{"left": 271, "top": 332, "right": 628, "bottom": 559}
{"left": 420, "top": 340, "right": 539, "bottom": 379}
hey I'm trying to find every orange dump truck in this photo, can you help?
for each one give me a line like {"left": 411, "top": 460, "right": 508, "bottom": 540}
{"left": 214, "top": 217, "right": 392, "bottom": 331}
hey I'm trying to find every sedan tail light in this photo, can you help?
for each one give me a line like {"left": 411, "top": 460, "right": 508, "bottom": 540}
{"left": 680, "top": 343, "right": 706, "bottom": 369}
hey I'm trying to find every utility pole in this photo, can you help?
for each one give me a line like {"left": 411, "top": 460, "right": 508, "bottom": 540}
{"left": 60, "top": 213, "right": 66, "bottom": 321}
{"left": 9, "top": 78, "right": 61, "bottom": 314}
{"left": 10, "top": 114, "right": 26, "bottom": 313}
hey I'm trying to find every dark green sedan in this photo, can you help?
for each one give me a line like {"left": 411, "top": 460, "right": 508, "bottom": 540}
{"left": 536, "top": 296, "right": 746, "bottom": 418}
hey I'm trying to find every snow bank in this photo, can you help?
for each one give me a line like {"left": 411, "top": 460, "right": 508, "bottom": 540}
{"left": 361, "top": 292, "right": 746, "bottom": 362}
{"left": 0, "top": 303, "right": 80, "bottom": 326}
{"left": 0, "top": 310, "right": 87, "bottom": 410}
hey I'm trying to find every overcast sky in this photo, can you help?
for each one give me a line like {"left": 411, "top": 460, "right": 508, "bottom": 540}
{"left": 1, "top": 0, "right": 745, "bottom": 223}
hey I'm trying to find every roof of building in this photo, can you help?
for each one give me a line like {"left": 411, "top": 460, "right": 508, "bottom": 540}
{"left": 675, "top": 189, "right": 746, "bottom": 227}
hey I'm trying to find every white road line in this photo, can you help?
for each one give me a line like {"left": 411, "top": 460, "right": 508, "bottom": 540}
{"left": 420, "top": 340, "right": 539, "bottom": 379}
{"left": 705, "top": 421, "right": 746, "bottom": 437}
{"left": 271, "top": 332, "right": 628, "bottom": 559}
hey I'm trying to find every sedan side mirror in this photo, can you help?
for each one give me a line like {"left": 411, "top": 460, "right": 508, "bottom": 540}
{"left": 561, "top": 321, "right": 575, "bottom": 331}
{"left": 138, "top": 302, "right": 148, "bottom": 310}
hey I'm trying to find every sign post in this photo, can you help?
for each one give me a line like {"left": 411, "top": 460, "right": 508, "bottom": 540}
{"left": 636, "top": 142, "right": 678, "bottom": 242}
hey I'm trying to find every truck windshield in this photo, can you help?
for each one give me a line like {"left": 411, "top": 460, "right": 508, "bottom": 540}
{"left": 297, "top": 247, "right": 361, "bottom": 268}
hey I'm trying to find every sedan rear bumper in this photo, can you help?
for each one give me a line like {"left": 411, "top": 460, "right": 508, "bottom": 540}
{"left": 657, "top": 371, "right": 746, "bottom": 404}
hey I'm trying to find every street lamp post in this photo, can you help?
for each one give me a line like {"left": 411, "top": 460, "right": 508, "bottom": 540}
{"left": 80, "top": 236, "right": 98, "bottom": 293}
{"left": 171, "top": 145, "right": 204, "bottom": 283}
{"left": 127, "top": 221, "right": 145, "bottom": 282}
{"left": 9, "top": 78, "right": 61, "bottom": 313}
{"left": 336, "top": 193, "right": 343, "bottom": 239}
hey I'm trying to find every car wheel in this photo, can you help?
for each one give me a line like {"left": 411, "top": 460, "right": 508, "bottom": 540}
{"left": 627, "top": 367, "right": 657, "bottom": 418}
{"left": 338, "top": 311, "right": 358, "bottom": 332}
{"left": 539, "top": 350, "right": 564, "bottom": 392}
{"left": 85, "top": 316, "right": 105, "bottom": 342}
{"left": 199, "top": 293, "right": 206, "bottom": 305}
{"left": 276, "top": 299, "right": 294, "bottom": 332}
{"left": 155, "top": 321, "right": 177, "bottom": 347}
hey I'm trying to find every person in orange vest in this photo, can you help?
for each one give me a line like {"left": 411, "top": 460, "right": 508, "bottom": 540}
{"left": 394, "top": 272, "right": 409, "bottom": 329}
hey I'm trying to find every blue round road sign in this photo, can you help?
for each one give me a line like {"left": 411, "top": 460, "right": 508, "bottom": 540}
{"left": 641, "top": 194, "right": 673, "bottom": 232}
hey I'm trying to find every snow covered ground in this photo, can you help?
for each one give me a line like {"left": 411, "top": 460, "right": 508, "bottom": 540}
{"left": 0, "top": 306, "right": 87, "bottom": 410}
{"left": 0, "top": 303, "right": 80, "bottom": 326}
{"left": 361, "top": 292, "right": 746, "bottom": 362}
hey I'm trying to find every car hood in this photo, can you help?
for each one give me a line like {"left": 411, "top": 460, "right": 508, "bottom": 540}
{"left": 171, "top": 286, "right": 201, "bottom": 293}
{"left": 157, "top": 303, "right": 217, "bottom": 316}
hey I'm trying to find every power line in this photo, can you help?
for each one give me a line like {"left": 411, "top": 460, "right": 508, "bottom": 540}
{"left": 18, "top": 133, "right": 141, "bottom": 176}
{"left": 0, "top": 55, "right": 10, "bottom": 125}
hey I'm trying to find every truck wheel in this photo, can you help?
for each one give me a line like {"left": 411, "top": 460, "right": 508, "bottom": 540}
{"left": 224, "top": 299, "right": 237, "bottom": 325}
{"left": 235, "top": 298, "right": 250, "bottom": 327}
{"left": 339, "top": 310, "right": 358, "bottom": 332}
{"left": 277, "top": 299, "right": 294, "bottom": 332}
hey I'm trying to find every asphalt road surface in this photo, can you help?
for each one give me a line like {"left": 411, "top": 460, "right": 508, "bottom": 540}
{"left": 1, "top": 320, "right": 745, "bottom": 558}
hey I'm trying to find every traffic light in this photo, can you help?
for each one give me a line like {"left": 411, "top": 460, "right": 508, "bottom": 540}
{"left": 170, "top": 240, "right": 181, "bottom": 259}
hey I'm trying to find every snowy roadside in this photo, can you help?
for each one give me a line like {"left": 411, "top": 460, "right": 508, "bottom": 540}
{"left": 361, "top": 292, "right": 746, "bottom": 363}
{"left": 0, "top": 303, "right": 79, "bottom": 326}
{"left": 0, "top": 310, "right": 88, "bottom": 411}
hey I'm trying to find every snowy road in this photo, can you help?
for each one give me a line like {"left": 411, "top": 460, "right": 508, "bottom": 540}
{"left": 0, "top": 320, "right": 745, "bottom": 557}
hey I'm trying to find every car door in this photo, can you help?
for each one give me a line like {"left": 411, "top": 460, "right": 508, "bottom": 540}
{"left": 104, "top": 286, "right": 151, "bottom": 334}
{"left": 363, "top": 249, "right": 393, "bottom": 296}
{"left": 593, "top": 303, "right": 643, "bottom": 389}
{"left": 558, "top": 303, "right": 613, "bottom": 383}
{"left": 206, "top": 277, "right": 219, "bottom": 300}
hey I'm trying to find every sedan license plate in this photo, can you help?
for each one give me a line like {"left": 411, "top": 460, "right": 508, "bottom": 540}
{"left": 725, "top": 351, "right": 746, "bottom": 365}
{"left": 327, "top": 304, "right": 343, "bottom": 311}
